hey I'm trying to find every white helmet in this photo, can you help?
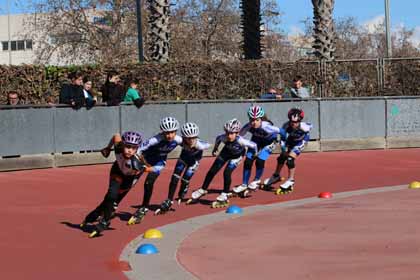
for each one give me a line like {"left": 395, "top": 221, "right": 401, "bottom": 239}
{"left": 160, "top": 117, "right": 179, "bottom": 132}
{"left": 181, "top": 122, "right": 199, "bottom": 138}
{"left": 224, "top": 118, "right": 241, "bottom": 133}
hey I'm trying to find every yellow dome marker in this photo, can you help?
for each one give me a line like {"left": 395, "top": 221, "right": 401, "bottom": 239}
{"left": 144, "top": 228, "right": 163, "bottom": 239}
{"left": 408, "top": 181, "right": 420, "bottom": 189}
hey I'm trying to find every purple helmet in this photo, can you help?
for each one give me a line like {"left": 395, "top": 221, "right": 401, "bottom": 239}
{"left": 122, "top": 131, "right": 143, "bottom": 146}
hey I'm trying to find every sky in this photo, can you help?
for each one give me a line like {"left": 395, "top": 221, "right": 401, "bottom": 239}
{"left": 1, "top": 0, "right": 419, "bottom": 43}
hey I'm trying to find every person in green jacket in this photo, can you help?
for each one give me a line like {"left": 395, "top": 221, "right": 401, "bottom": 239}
{"left": 124, "top": 79, "right": 145, "bottom": 108}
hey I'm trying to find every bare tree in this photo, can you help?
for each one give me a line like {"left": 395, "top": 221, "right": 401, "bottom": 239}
{"left": 26, "top": 0, "right": 141, "bottom": 65}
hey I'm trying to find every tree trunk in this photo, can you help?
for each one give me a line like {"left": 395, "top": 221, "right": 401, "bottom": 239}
{"left": 241, "top": 0, "right": 263, "bottom": 60}
{"left": 148, "top": 0, "right": 170, "bottom": 63}
{"left": 312, "top": 0, "right": 335, "bottom": 61}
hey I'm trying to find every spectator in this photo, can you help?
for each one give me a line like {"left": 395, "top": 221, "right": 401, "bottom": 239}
{"left": 260, "top": 88, "right": 283, "bottom": 100}
{"left": 6, "top": 91, "right": 20, "bottom": 105}
{"left": 82, "top": 77, "right": 97, "bottom": 109}
{"left": 59, "top": 72, "right": 85, "bottom": 109}
{"left": 101, "top": 71, "right": 125, "bottom": 106}
{"left": 124, "top": 79, "right": 145, "bottom": 108}
{"left": 285, "top": 75, "right": 311, "bottom": 99}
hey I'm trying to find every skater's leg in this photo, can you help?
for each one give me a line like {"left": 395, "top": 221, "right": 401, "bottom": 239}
{"left": 84, "top": 175, "right": 122, "bottom": 223}
{"left": 201, "top": 157, "right": 225, "bottom": 190}
{"left": 141, "top": 172, "right": 159, "bottom": 208}
{"left": 223, "top": 157, "right": 241, "bottom": 193}
{"left": 242, "top": 148, "right": 256, "bottom": 185}
{"left": 275, "top": 151, "right": 288, "bottom": 175}
{"left": 178, "top": 162, "right": 197, "bottom": 200}
{"left": 167, "top": 161, "right": 185, "bottom": 201}
{"left": 254, "top": 158, "right": 265, "bottom": 180}
{"left": 84, "top": 201, "right": 106, "bottom": 224}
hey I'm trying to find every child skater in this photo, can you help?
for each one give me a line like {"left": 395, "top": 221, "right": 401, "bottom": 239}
{"left": 154, "top": 122, "right": 210, "bottom": 214}
{"left": 187, "top": 118, "right": 257, "bottom": 208}
{"left": 233, "top": 105, "right": 280, "bottom": 196}
{"left": 81, "top": 131, "right": 144, "bottom": 238}
{"left": 127, "top": 117, "right": 183, "bottom": 224}
{"left": 263, "top": 108, "right": 312, "bottom": 195}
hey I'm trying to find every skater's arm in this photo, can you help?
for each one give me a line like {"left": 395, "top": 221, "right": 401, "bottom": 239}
{"left": 101, "top": 133, "right": 122, "bottom": 158}
{"left": 137, "top": 135, "right": 159, "bottom": 154}
{"left": 212, "top": 134, "right": 224, "bottom": 156}
{"left": 238, "top": 136, "right": 257, "bottom": 151}
{"left": 262, "top": 122, "right": 281, "bottom": 134}
{"left": 239, "top": 123, "right": 250, "bottom": 136}
{"left": 196, "top": 139, "right": 211, "bottom": 150}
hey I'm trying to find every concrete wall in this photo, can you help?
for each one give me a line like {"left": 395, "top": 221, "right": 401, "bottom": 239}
{"left": 1, "top": 97, "right": 419, "bottom": 171}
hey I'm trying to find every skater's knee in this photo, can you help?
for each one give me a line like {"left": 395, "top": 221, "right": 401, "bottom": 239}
{"left": 110, "top": 174, "right": 123, "bottom": 184}
{"left": 255, "top": 158, "right": 265, "bottom": 169}
{"left": 223, "top": 166, "right": 234, "bottom": 178}
{"left": 286, "top": 156, "right": 295, "bottom": 169}
{"left": 277, "top": 153, "right": 287, "bottom": 165}
{"left": 244, "top": 158, "right": 253, "bottom": 170}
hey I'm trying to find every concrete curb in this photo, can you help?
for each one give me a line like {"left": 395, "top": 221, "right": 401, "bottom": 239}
{"left": 120, "top": 184, "right": 406, "bottom": 280}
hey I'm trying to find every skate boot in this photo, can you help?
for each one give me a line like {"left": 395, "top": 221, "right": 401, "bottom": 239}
{"left": 211, "top": 192, "right": 230, "bottom": 208}
{"left": 154, "top": 199, "right": 174, "bottom": 215}
{"left": 262, "top": 174, "right": 283, "bottom": 190}
{"left": 177, "top": 186, "right": 188, "bottom": 205}
{"left": 88, "top": 219, "right": 110, "bottom": 238}
{"left": 233, "top": 184, "right": 250, "bottom": 198}
{"left": 127, "top": 207, "right": 149, "bottom": 225}
{"left": 186, "top": 188, "right": 208, "bottom": 204}
{"left": 248, "top": 179, "right": 261, "bottom": 191}
{"left": 275, "top": 179, "right": 295, "bottom": 195}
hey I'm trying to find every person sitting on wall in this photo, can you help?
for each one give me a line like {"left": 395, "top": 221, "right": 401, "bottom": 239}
{"left": 101, "top": 71, "right": 125, "bottom": 106}
{"left": 284, "top": 75, "right": 311, "bottom": 99}
{"left": 82, "top": 77, "right": 97, "bottom": 110}
{"left": 124, "top": 79, "right": 145, "bottom": 109}
{"left": 59, "top": 71, "right": 85, "bottom": 109}
{"left": 6, "top": 91, "right": 21, "bottom": 105}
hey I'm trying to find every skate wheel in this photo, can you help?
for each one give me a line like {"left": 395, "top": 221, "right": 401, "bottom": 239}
{"left": 177, "top": 199, "right": 182, "bottom": 205}
{"left": 154, "top": 209, "right": 161, "bottom": 215}
{"left": 127, "top": 217, "right": 136, "bottom": 225}
{"left": 211, "top": 201, "right": 217, "bottom": 208}
{"left": 79, "top": 223, "right": 85, "bottom": 228}
{"left": 89, "top": 231, "right": 98, "bottom": 238}
{"left": 243, "top": 190, "right": 249, "bottom": 197}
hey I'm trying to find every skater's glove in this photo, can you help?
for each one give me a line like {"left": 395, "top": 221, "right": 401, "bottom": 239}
{"left": 101, "top": 147, "right": 111, "bottom": 158}
{"left": 130, "top": 155, "right": 145, "bottom": 172}
{"left": 267, "top": 142, "right": 277, "bottom": 153}
{"left": 280, "top": 141, "right": 286, "bottom": 153}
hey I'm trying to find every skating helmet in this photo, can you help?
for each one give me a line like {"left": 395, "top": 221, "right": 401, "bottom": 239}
{"left": 181, "top": 122, "right": 200, "bottom": 138}
{"left": 224, "top": 118, "right": 241, "bottom": 133}
{"left": 288, "top": 107, "right": 304, "bottom": 122}
{"left": 160, "top": 117, "right": 180, "bottom": 132}
{"left": 122, "top": 131, "right": 143, "bottom": 146}
{"left": 247, "top": 105, "right": 265, "bottom": 119}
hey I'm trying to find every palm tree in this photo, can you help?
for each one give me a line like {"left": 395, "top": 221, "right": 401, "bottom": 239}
{"left": 241, "top": 0, "right": 263, "bottom": 59}
{"left": 312, "top": 0, "right": 335, "bottom": 61}
{"left": 148, "top": 0, "right": 170, "bottom": 63}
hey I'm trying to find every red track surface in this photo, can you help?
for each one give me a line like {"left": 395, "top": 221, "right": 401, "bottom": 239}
{"left": 1, "top": 149, "right": 419, "bottom": 280}
{"left": 179, "top": 189, "right": 420, "bottom": 280}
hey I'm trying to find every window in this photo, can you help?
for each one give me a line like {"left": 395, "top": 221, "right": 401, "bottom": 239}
{"left": 26, "top": 40, "right": 33, "bottom": 49}
{"left": 11, "top": 41, "right": 16, "bottom": 51}
{"left": 2, "top": 41, "right": 8, "bottom": 51}
{"left": 17, "top": 40, "right": 25, "bottom": 50}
